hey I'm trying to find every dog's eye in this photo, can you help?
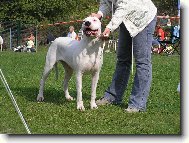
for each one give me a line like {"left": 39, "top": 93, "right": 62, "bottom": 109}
{"left": 93, "top": 19, "right": 97, "bottom": 22}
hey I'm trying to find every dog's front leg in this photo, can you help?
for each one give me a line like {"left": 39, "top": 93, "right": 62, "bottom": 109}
{"left": 62, "top": 62, "right": 74, "bottom": 101}
{"left": 91, "top": 71, "right": 99, "bottom": 109}
{"left": 76, "top": 71, "right": 85, "bottom": 111}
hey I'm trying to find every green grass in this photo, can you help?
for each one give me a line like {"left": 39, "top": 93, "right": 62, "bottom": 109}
{"left": 0, "top": 48, "right": 180, "bottom": 134}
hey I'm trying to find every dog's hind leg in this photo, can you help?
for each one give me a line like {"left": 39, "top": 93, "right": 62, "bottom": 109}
{"left": 61, "top": 61, "right": 74, "bottom": 101}
{"left": 37, "top": 63, "right": 54, "bottom": 102}
{"left": 90, "top": 71, "right": 99, "bottom": 109}
{"left": 37, "top": 41, "right": 58, "bottom": 102}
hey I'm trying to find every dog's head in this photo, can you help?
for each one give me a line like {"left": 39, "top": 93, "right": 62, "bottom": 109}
{"left": 82, "top": 17, "right": 101, "bottom": 37}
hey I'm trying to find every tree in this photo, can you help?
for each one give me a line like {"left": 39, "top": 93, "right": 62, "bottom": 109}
{"left": 152, "top": 0, "right": 179, "bottom": 16}
{"left": 0, "top": 0, "right": 179, "bottom": 24}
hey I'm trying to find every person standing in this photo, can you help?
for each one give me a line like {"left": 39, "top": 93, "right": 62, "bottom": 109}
{"left": 91, "top": 0, "right": 157, "bottom": 112}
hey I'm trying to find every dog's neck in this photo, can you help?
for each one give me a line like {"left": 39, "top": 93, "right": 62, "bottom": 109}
{"left": 79, "top": 35, "right": 103, "bottom": 55}
{"left": 82, "top": 35, "right": 101, "bottom": 46}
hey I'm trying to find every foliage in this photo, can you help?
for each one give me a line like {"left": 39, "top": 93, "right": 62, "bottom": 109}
{"left": 152, "top": 0, "right": 179, "bottom": 16}
{"left": 0, "top": 0, "right": 98, "bottom": 24}
{"left": 0, "top": 0, "right": 179, "bottom": 24}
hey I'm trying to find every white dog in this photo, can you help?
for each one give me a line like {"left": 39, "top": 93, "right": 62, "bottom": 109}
{"left": 0, "top": 36, "right": 3, "bottom": 52}
{"left": 37, "top": 17, "right": 104, "bottom": 111}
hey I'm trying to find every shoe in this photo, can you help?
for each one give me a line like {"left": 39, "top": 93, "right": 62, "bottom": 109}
{"left": 96, "top": 94, "right": 115, "bottom": 106}
{"left": 125, "top": 107, "right": 140, "bottom": 113}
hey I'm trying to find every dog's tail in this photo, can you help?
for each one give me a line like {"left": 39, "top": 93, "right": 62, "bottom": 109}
{"left": 54, "top": 62, "right": 58, "bottom": 80}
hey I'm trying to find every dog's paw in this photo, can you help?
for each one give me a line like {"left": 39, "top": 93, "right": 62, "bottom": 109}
{"left": 37, "top": 95, "right": 44, "bottom": 102}
{"left": 77, "top": 105, "right": 85, "bottom": 111}
{"left": 66, "top": 95, "right": 74, "bottom": 101}
{"left": 77, "top": 101, "right": 85, "bottom": 111}
{"left": 91, "top": 102, "right": 98, "bottom": 110}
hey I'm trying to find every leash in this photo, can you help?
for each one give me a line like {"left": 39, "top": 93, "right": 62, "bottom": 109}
{"left": 0, "top": 69, "right": 31, "bottom": 134}
{"left": 132, "top": 38, "right": 134, "bottom": 75}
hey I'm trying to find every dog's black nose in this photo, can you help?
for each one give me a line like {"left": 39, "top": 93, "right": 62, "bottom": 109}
{"left": 85, "top": 21, "right": 91, "bottom": 27}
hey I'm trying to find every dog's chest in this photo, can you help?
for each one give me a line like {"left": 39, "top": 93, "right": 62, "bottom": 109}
{"left": 78, "top": 48, "right": 103, "bottom": 72}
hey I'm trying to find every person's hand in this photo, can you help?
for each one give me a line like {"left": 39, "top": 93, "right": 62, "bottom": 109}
{"left": 90, "top": 13, "right": 102, "bottom": 19}
{"left": 99, "top": 28, "right": 111, "bottom": 40}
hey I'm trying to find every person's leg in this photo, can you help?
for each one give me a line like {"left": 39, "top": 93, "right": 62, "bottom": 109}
{"left": 127, "top": 17, "right": 157, "bottom": 112}
{"left": 96, "top": 23, "right": 132, "bottom": 105}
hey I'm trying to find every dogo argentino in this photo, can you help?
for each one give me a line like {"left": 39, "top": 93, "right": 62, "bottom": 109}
{"left": 37, "top": 17, "right": 104, "bottom": 111}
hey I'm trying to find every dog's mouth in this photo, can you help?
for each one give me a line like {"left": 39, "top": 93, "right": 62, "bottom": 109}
{"left": 83, "top": 28, "right": 99, "bottom": 37}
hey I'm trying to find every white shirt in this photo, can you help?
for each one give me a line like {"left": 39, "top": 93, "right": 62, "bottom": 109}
{"left": 98, "top": 0, "right": 157, "bottom": 37}
{"left": 27, "top": 40, "right": 34, "bottom": 48}
{"left": 67, "top": 31, "right": 77, "bottom": 40}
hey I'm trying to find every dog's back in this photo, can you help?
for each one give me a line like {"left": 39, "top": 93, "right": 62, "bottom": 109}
{"left": 46, "top": 37, "right": 79, "bottom": 69}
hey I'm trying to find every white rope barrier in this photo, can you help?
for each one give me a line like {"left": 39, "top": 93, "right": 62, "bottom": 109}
{"left": 131, "top": 38, "right": 134, "bottom": 75}
{"left": 0, "top": 69, "right": 31, "bottom": 134}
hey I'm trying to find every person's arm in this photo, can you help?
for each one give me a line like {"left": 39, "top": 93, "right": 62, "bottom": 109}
{"left": 106, "top": 0, "right": 128, "bottom": 33}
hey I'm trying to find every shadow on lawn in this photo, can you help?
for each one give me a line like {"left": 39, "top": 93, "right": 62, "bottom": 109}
{"left": 2, "top": 84, "right": 128, "bottom": 109}
{"left": 11, "top": 86, "right": 93, "bottom": 106}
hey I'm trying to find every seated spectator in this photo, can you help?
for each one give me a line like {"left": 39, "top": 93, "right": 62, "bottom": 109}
{"left": 67, "top": 26, "right": 77, "bottom": 40}
{"left": 28, "top": 33, "right": 35, "bottom": 42}
{"left": 26, "top": 39, "right": 36, "bottom": 52}
{"left": 157, "top": 25, "right": 165, "bottom": 41}
{"left": 151, "top": 25, "right": 165, "bottom": 54}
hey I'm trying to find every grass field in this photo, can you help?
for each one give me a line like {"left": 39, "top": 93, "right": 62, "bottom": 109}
{"left": 0, "top": 48, "right": 180, "bottom": 134}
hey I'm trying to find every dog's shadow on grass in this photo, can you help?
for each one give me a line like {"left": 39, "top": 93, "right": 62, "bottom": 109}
{"left": 12, "top": 86, "right": 92, "bottom": 106}
{"left": 10, "top": 85, "right": 128, "bottom": 109}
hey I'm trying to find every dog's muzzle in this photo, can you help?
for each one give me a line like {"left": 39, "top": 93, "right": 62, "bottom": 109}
{"left": 84, "top": 21, "right": 91, "bottom": 27}
{"left": 83, "top": 28, "right": 99, "bottom": 37}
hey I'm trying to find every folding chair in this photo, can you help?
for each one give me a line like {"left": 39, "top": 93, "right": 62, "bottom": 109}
{"left": 157, "top": 25, "right": 180, "bottom": 55}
